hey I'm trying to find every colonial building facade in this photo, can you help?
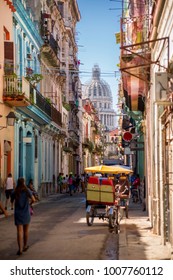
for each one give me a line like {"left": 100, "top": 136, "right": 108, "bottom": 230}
{"left": 0, "top": 0, "right": 82, "bottom": 201}
{"left": 0, "top": 0, "right": 16, "bottom": 199}
{"left": 119, "top": 0, "right": 173, "bottom": 251}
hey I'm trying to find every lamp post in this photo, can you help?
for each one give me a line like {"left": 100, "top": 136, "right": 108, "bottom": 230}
{"left": 0, "top": 112, "right": 17, "bottom": 130}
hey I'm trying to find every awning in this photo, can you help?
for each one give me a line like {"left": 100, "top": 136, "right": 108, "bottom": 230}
{"left": 120, "top": 0, "right": 169, "bottom": 111}
{"left": 121, "top": 55, "right": 150, "bottom": 111}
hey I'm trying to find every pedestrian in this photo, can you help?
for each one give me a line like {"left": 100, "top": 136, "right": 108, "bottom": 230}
{"left": 11, "top": 177, "right": 35, "bottom": 256}
{"left": 65, "top": 175, "right": 69, "bottom": 192}
{"left": 129, "top": 172, "right": 137, "bottom": 195}
{"left": 116, "top": 175, "right": 130, "bottom": 217}
{"left": 131, "top": 174, "right": 141, "bottom": 202}
{"left": 80, "top": 174, "right": 85, "bottom": 193}
{"left": 57, "top": 173, "right": 63, "bottom": 193}
{"left": 62, "top": 176, "right": 66, "bottom": 193}
{"left": 73, "top": 174, "right": 77, "bottom": 192}
{"left": 76, "top": 175, "right": 81, "bottom": 192}
{"left": 0, "top": 200, "right": 8, "bottom": 217}
{"left": 116, "top": 175, "right": 130, "bottom": 197}
{"left": 28, "top": 179, "right": 39, "bottom": 201}
{"left": 68, "top": 174, "right": 73, "bottom": 196}
{"left": 4, "top": 173, "right": 15, "bottom": 210}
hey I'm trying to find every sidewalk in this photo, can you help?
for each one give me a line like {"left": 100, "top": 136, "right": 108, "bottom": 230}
{"left": 119, "top": 200, "right": 172, "bottom": 260}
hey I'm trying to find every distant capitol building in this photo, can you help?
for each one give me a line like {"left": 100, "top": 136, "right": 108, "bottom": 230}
{"left": 83, "top": 64, "right": 116, "bottom": 131}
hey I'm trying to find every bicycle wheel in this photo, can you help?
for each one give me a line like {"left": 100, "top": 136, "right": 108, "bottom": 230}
{"left": 86, "top": 207, "right": 95, "bottom": 226}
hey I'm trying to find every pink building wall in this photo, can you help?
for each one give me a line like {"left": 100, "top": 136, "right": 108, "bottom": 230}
{"left": 0, "top": 0, "right": 16, "bottom": 183}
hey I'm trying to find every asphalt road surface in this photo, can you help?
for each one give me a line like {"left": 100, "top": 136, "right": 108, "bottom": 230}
{"left": 0, "top": 192, "right": 119, "bottom": 260}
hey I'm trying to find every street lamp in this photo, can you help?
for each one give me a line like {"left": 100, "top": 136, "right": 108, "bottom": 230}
{"left": 0, "top": 112, "right": 17, "bottom": 130}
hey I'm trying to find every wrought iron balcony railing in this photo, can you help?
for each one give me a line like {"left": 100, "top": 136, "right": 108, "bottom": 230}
{"left": 51, "top": 106, "right": 62, "bottom": 127}
{"left": 3, "top": 75, "right": 62, "bottom": 126}
{"left": 30, "top": 84, "right": 51, "bottom": 118}
{"left": 3, "top": 75, "right": 22, "bottom": 96}
{"left": 30, "top": 84, "right": 62, "bottom": 126}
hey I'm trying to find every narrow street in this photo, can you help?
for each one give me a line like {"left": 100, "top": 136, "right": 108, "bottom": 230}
{"left": 0, "top": 192, "right": 118, "bottom": 260}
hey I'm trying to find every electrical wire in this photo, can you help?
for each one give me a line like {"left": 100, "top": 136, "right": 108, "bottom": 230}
{"left": 1, "top": 62, "right": 120, "bottom": 77}
{"left": 109, "top": 0, "right": 150, "bottom": 7}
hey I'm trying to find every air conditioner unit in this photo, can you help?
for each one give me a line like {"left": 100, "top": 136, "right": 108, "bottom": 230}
{"left": 155, "top": 72, "right": 168, "bottom": 101}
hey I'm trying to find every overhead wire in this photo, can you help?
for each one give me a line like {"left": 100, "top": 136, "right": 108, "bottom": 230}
{"left": 109, "top": 0, "right": 149, "bottom": 7}
{"left": 1, "top": 61, "right": 120, "bottom": 77}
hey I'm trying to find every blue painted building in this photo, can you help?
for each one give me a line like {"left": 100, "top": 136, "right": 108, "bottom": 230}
{"left": 3, "top": 0, "right": 61, "bottom": 194}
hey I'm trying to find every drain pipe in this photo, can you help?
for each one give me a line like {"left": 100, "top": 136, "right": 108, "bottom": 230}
{"left": 158, "top": 109, "right": 167, "bottom": 245}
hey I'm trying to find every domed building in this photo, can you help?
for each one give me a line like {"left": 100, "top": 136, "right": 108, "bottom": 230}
{"left": 83, "top": 64, "right": 116, "bottom": 131}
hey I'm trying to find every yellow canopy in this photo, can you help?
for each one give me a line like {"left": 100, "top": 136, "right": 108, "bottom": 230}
{"left": 84, "top": 165, "right": 133, "bottom": 174}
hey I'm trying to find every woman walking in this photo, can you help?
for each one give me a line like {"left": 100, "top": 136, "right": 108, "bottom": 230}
{"left": 11, "top": 177, "right": 35, "bottom": 256}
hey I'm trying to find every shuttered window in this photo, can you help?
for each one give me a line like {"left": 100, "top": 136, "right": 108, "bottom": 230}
{"left": 4, "top": 41, "right": 14, "bottom": 74}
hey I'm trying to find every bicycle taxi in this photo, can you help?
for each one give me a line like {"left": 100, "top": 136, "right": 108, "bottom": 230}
{"left": 84, "top": 165, "right": 133, "bottom": 233}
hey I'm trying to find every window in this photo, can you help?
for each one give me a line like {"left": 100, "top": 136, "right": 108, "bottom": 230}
{"left": 98, "top": 85, "right": 102, "bottom": 96}
{"left": 4, "top": 41, "right": 14, "bottom": 74}
{"left": 58, "top": 1, "right": 64, "bottom": 18}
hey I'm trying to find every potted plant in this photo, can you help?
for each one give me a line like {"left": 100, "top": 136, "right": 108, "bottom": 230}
{"left": 25, "top": 73, "right": 43, "bottom": 87}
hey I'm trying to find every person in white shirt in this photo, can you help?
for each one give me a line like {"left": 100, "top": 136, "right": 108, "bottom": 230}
{"left": 4, "top": 173, "right": 15, "bottom": 210}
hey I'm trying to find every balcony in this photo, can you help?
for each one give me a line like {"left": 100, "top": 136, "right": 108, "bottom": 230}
{"left": 30, "top": 85, "right": 51, "bottom": 118}
{"left": 69, "top": 132, "right": 80, "bottom": 147}
{"left": 69, "top": 100, "right": 79, "bottom": 113}
{"left": 82, "top": 138, "right": 94, "bottom": 153}
{"left": 64, "top": 19, "right": 75, "bottom": 40}
{"left": 3, "top": 75, "right": 31, "bottom": 107}
{"left": 30, "top": 84, "right": 62, "bottom": 125}
{"left": 56, "top": 70, "right": 66, "bottom": 83}
{"left": 63, "top": 146, "right": 73, "bottom": 153}
{"left": 51, "top": 106, "right": 62, "bottom": 127}
{"left": 41, "top": 34, "right": 60, "bottom": 67}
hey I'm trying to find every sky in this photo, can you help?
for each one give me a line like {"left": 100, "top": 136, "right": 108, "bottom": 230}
{"left": 76, "top": 0, "right": 122, "bottom": 109}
